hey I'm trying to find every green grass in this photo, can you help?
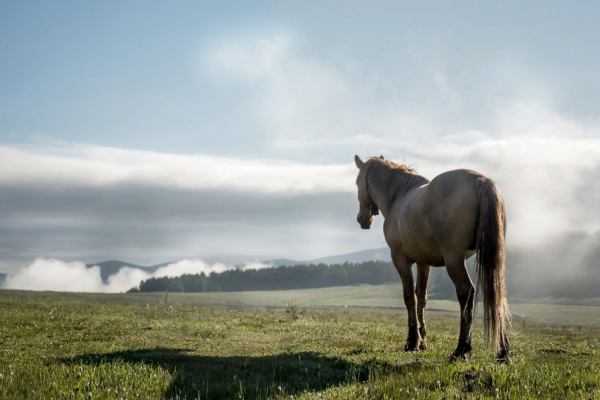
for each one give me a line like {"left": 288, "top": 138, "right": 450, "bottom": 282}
{"left": 0, "top": 288, "right": 599, "bottom": 399}
{"left": 5, "top": 283, "right": 600, "bottom": 327}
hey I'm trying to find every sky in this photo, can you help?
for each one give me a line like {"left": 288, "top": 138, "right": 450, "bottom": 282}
{"left": 1, "top": 1, "right": 600, "bottom": 285}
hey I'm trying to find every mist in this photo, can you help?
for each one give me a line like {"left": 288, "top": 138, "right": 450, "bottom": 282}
{"left": 2, "top": 258, "right": 271, "bottom": 293}
{"left": 506, "top": 231, "right": 600, "bottom": 299}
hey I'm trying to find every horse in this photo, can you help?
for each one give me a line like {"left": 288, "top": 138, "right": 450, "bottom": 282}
{"left": 354, "top": 155, "right": 510, "bottom": 362}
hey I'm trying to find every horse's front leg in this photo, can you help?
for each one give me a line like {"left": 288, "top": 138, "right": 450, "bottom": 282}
{"left": 416, "top": 263, "right": 430, "bottom": 350}
{"left": 445, "top": 256, "right": 475, "bottom": 361}
{"left": 391, "top": 251, "right": 421, "bottom": 351}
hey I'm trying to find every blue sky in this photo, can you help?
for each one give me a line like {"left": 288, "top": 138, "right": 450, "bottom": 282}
{"left": 3, "top": 1, "right": 599, "bottom": 158}
{"left": 1, "top": 2, "right": 600, "bottom": 281}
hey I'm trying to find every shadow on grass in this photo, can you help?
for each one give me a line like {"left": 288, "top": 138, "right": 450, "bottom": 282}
{"left": 61, "top": 348, "right": 391, "bottom": 399}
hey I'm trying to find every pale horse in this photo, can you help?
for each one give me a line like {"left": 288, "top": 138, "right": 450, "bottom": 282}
{"left": 354, "top": 155, "right": 510, "bottom": 362}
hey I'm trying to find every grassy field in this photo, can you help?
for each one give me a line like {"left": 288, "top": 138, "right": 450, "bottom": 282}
{"left": 5, "top": 283, "right": 600, "bottom": 327}
{"left": 0, "top": 287, "right": 599, "bottom": 399}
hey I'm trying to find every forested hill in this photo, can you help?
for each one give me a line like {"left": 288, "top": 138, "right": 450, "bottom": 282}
{"left": 132, "top": 261, "right": 393, "bottom": 293}
{"left": 130, "top": 230, "right": 600, "bottom": 300}
{"left": 132, "top": 261, "right": 396, "bottom": 293}
{"left": 130, "top": 261, "right": 459, "bottom": 299}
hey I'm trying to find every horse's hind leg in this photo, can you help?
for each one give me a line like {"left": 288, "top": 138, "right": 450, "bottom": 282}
{"left": 391, "top": 251, "right": 421, "bottom": 352}
{"left": 445, "top": 255, "right": 475, "bottom": 361}
{"left": 416, "top": 263, "right": 430, "bottom": 350}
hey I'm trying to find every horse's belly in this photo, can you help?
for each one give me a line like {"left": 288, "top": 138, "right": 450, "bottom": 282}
{"left": 421, "top": 256, "right": 446, "bottom": 267}
{"left": 403, "top": 244, "right": 445, "bottom": 266}
{"left": 404, "top": 245, "right": 477, "bottom": 267}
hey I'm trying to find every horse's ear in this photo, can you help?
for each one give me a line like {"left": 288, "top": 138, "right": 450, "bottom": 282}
{"left": 380, "top": 155, "right": 384, "bottom": 160}
{"left": 354, "top": 155, "right": 365, "bottom": 170}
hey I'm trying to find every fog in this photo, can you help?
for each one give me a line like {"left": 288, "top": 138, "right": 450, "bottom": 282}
{"left": 506, "top": 231, "right": 600, "bottom": 299}
{"left": 3, "top": 258, "right": 271, "bottom": 293}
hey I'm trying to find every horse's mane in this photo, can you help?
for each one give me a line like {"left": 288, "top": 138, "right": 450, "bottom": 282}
{"left": 360, "top": 157, "right": 430, "bottom": 208}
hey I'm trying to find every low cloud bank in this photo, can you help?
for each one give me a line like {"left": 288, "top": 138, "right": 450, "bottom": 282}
{"left": 0, "top": 145, "right": 354, "bottom": 194}
{"left": 3, "top": 258, "right": 271, "bottom": 293}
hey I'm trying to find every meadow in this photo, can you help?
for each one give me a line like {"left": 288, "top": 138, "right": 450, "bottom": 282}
{"left": 0, "top": 286, "right": 599, "bottom": 399}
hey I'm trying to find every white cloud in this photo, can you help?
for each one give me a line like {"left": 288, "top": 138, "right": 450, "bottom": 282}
{"left": 152, "top": 259, "right": 231, "bottom": 278}
{"left": 105, "top": 267, "right": 151, "bottom": 293}
{"left": 210, "top": 35, "right": 426, "bottom": 147}
{"left": 3, "top": 258, "right": 272, "bottom": 293}
{"left": 5, "top": 259, "right": 106, "bottom": 292}
{"left": 240, "top": 261, "right": 272, "bottom": 271}
{"left": 209, "top": 35, "right": 590, "bottom": 153}
{"left": 0, "top": 144, "right": 356, "bottom": 194}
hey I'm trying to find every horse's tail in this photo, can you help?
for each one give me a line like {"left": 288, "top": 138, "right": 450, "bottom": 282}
{"left": 475, "top": 177, "right": 510, "bottom": 352}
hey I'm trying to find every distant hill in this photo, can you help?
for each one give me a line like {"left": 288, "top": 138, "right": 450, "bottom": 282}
{"left": 310, "top": 248, "right": 391, "bottom": 265}
{"left": 84, "top": 247, "right": 420, "bottom": 284}
{"left": 88, "top": 249, "right": 392, "bottom": 281}
{"left": 265, "top": 248, "right": 390, "bottom": 267}
{"left": 86, "top": 260, "right": 168, "bottom": 283}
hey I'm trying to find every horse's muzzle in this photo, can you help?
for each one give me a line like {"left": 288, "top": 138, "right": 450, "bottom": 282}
{"left": 357, "top": 213, "right": 371, "bottom": 229}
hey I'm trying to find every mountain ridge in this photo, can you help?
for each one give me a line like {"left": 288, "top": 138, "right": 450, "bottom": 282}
{"left": 266, "top": 248, "right": 390, "bottom": 267}
{"left": 86, "top": 248, "right": 392, "bottom": 281}
{"left": 86, "top": 260, "right": 169, "bottom": 283}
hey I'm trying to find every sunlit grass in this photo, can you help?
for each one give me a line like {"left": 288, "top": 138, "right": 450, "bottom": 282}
{"left": 0, "top": 290, "right": 598, "bottom": 399}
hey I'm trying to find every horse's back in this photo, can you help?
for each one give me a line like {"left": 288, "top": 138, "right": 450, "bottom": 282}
{"left": 426, "top": 169, "right": 484, "bottom": 209}
{"left": 394, "top": 169, "right": 487, "bottom": 264}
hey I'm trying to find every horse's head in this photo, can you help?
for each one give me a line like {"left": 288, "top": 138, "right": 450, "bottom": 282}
{"left": 354, "top": 155, "right": 379, "bottom": 229}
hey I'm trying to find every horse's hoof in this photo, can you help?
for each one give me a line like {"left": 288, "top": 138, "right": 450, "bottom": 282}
{"left": 419, "top": 340, "right": 427, "bottom": 351}
{"left": 450, "top": 345, "right": 471, "bottom": 362}
{"left": 404, "top": 342, "right": 420, "bottom": 352}
{"left": 450, "top": 341, "right": 472, "bottom": 362}
{"left": 449, "top": 352, "right": 468, "bottom": 362}
{"left": 495, "top": 350, "right": 511, "bottom": 364}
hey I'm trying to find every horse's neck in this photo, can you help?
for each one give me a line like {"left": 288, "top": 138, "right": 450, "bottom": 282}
{"left": 369, "top": 172, "right": 415, "bottom": 218}
{"left": 369, "top": 180, "right": 394, "bottom": 218}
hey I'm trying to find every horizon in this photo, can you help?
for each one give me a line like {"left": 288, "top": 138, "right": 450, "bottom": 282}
{"left": 3, "top": 230, "right": 600, "bottom": 294}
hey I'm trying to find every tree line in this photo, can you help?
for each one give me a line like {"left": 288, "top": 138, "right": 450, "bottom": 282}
{"left": 129, "top": 230, "right": 600, "bottom": 300}
{"left": 129, "top": 261, "right": 459, "bottom": 298}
